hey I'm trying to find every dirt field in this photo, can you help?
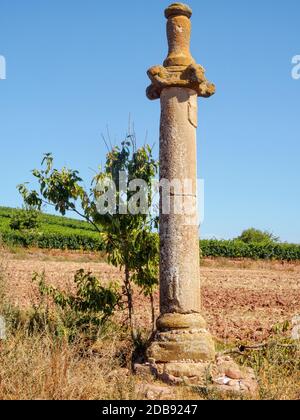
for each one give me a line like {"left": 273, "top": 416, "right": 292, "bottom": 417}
{"left": 1, "top": 248, "right": 300, "bottom": 345}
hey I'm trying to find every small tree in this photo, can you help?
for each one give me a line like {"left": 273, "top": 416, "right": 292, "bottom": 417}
{"left": 237, "top": 228, "right": 280, "bottom": 245}
{"left": 18, "top": 134, "right": 159, "bottom": 338}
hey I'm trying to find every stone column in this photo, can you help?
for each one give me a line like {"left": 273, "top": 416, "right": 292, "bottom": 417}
{"left": 146, "top": 3, "right": 216, "bottom": 365}
{"left": 140, "top": 5, "right": 258, "bottom": 394}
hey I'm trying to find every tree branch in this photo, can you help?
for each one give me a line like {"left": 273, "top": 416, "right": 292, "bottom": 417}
{"left": 40, "top": 199, "right": 102, "bottom": 234}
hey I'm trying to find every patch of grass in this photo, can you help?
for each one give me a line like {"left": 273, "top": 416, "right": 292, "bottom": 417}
{"left": 234, "top": 338, "right": 300, "bottom": 400}
{"left": 0, "top": 330, "right": 140, "bottom": 400}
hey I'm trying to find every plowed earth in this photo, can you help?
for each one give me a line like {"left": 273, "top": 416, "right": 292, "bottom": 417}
{"left": 1, "top": 249, "right": 299, "bottom": 344}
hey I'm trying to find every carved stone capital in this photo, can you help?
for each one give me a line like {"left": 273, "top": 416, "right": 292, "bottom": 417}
{"left": 146, "top": 63, "right": 216, "bottom": 100}
{"left": 146, "top": 3, "right": 216, "bottom": 100}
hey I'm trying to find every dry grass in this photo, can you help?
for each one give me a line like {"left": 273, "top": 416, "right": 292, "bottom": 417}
{"left": 0, "top": 333, "right": 136, "bottom": 400}
{"left": 1, "top": 245, "right": 107, "bottom": 264}
{"left": 201, "top": 256, "right": 300, "bottom": 271}
{"left": 236, "top": 340, "right": 300, "bottom": 400}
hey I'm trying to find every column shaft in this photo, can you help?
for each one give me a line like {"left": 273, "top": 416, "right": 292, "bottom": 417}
{"left": 159, "top": 87, "right": 201, "bottom": 315}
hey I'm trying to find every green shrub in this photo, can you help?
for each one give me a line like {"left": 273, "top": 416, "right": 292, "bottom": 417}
{"left": 0, "top": 230, "right": 104, "bottom": 251}
{"left": 31, "top": 270, "right": 122, "bottom": 342}
{"left": 9, "top": 209, "right": 40, "bottom": 231}
{"left": 200, "top": 239, "right": 300, "bottom": 261}
{"left": 237, "top": 228, "right": 279, "bottom": 245}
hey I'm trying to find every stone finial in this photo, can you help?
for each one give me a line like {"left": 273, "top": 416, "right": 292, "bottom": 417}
{"left": 164, "top": 3, "right": 194, "bottom": 67}
{"left": 164, "top": 3, "right": 192, "bottom": 19}
{"left": 146, "top": 2, "right": 215, "bottom": 101}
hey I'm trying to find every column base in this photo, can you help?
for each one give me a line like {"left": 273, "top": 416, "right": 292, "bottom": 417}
{"left": 147, "top": 313, "right": 216, "bottom": 363}
{"left": 134, "top": 357, "right": 258, "bottom": 397}
{"left": 140, "top": 313, "right": 258, "bottom": 397}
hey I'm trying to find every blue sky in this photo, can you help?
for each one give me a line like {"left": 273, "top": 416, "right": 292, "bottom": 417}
{"left": 0, "top": 0, "right": 299, "bottom": 243}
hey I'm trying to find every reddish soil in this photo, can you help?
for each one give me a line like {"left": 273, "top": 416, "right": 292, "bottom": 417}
{"left": 1, "top": 248, "right": 300, "bottom": 344}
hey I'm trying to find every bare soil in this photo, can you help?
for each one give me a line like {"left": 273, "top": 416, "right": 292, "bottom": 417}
{"left": 1, "top": 248, "right": 300, "bottom": 344}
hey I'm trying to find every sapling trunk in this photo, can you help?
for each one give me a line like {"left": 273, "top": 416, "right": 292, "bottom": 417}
{"left": 124, "top": 266, "right": 136, "bottom": 340}
{"left": 150, "top": 293, "right": 155, "bottom": 333}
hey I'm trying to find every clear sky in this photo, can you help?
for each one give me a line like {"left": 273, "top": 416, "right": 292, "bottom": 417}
{"left": 0, "top": 0, "right": 299, "bottom": 243}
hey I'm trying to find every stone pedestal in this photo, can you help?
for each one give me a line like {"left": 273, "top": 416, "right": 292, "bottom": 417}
{"left": 135, "top": 357, "right": 258, "bottom": 397}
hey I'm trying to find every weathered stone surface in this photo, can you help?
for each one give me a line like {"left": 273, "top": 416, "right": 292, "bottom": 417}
{"left": 147, "top": 3, "right": 215, "bottom": 100}
{"left": 157, "top": 313, "right": 207, "bottom": 331}
{"left": 147, "top": 65, "right": 215, "bottom": 100}
{"left": 242, "top": 378, "right": 259, "bottom": 395}
{"left": 107, "top": 368, "right": 130, "bottom": 380}
{"left": 160, "top": 372, "right": 184, "bottom": 386}
{"left": 216, "top": 358, "right": 254, "bottom": 379}
{"left": 159, "top": 88, "right": 201, "bottom": 316}
{"left": 210, "top": 376, "right": 259, "bottom": 397}
{"left": 135, "top": 383, "right": 174, "bottom": 400}
{"left": 225, "top": 367, "right": 244, "bottom": 380}
{"left": 211, "top": 357, "right": 258, "bottom": 397}
{"left": 156, "top": 330, "right": 210, "bottom": 343}
{"left": 148, "top": 331, "right": 215, "bottom": 363}
{"left": 0, "top": 316, "right": 6, "bottom": 341}
{"left": 134, "top": 358, "right": 258, "bottom": 396}
{"left": 164, "top": 3, "right": 193, "bottom": 68}
{"left": 225, "top": 367, "right": 244, "bottom": 379}
{"left": 159, "top": 88, "right": 198, "bottom": 188}
{"left": 164, "top": 362, "right": 212, "bottom": 379}
{"left": 134, "top": 363, "right": 160, "bottom": 381}
{"left": 165, "top": 3, "right": 192, "bottom": 20}
{"left": 292, "top": 315, "right": 300, "bottom": 340}
{"left": 143, "top": 4, "right": 258, "bottom": 396}
{"left": 215, "top": 360, "right": 245, "bottom": 380}
{"left": 135, "top": 361, "right": 211, "bottom": 386}
{"left": 146, "top": 3, "right": 216, "bottom": 369}
{"left": 153, "top": 86, "right": 216, "bottom": 364}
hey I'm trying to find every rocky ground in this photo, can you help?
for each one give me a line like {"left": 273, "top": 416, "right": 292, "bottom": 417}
{"left": 1, "top": 248, "right": 299, "bottom": 345}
